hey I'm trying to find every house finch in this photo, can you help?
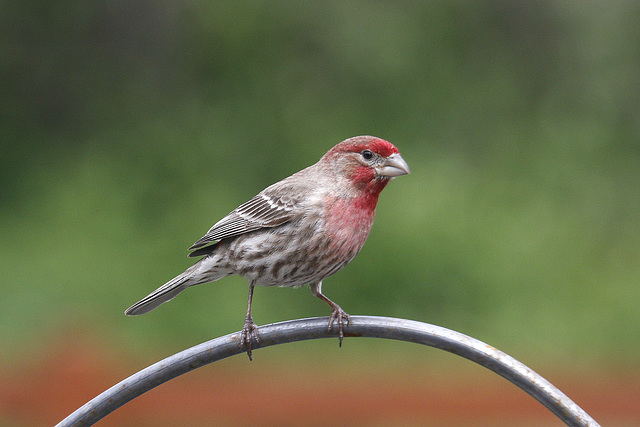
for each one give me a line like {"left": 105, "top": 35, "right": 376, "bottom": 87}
{"left": 125, "top": 135, "right": 410, "bottom": 360}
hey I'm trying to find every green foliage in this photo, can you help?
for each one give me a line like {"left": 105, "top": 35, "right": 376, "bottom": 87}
{"left": 1, "top": 1, "right": 639, "bottom": 365}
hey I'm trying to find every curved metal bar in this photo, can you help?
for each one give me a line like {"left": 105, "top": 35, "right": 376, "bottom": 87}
{"left": 56, "top": 316, "right": 600, "bottom": 427}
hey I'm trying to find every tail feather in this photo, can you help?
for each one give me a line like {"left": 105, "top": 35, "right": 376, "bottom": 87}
{"left": 124, "top": 273, "right": 192, "bottom": 315}
{"left": 125, "top": 265, "right": 203, "bottom": 315}
{"left": 125, "top": 256, "right": 227, "bottom": 316}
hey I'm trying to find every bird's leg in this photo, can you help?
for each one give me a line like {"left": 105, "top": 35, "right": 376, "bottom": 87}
{"left": 241, "top": 283, "right": 259, "bottom": 361}
{"left": 310, "top": 282, "right": 350, "bottom": 346}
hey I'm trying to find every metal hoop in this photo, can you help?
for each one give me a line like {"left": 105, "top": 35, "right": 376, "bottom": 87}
{"left": 56, "top": 316, "right": 600, "bottom": 426}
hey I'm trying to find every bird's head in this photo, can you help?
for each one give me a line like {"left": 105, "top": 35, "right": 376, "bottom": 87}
{"left": 322, "top": 136, "right": 410, "bottom": 195}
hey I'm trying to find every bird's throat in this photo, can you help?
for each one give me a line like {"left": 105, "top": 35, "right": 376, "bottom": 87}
{"left": 324, "top": 194, "right": 377, "bottom": 255}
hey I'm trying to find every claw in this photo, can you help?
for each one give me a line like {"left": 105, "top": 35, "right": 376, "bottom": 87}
{"left": 328, "top": 306, "right": 350, "bottom": 347}
{"left": 309, "top": 282, "right": 351, "bottom": 347}
{"left": 241, "top": 316, "right": 259, "bottom": 361}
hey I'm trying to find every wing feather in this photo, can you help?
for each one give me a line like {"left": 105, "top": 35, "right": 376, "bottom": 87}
{"left": 187, "top": 191, "right": 297, "bottom": 253}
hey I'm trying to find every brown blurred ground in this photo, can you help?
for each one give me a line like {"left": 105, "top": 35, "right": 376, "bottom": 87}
{"left": 1, "top": 333, "right": 637, "bottom": 427}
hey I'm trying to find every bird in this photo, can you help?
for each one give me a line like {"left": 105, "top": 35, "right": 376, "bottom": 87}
{"left": 125, "top": 135, "right": 410, "bottom": 360}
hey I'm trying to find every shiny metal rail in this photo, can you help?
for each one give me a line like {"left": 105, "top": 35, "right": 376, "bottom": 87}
{"left": 56, "top": 316, "right": 600, "bottom": 426}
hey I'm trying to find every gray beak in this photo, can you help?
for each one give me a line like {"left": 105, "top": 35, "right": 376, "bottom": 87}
{"left": 378, "top": 153, "right": 410, "bottom": 177}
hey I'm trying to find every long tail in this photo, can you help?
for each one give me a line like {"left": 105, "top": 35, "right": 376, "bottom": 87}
{"left": 125, "top": 258, "right": 214, "bottom": 316}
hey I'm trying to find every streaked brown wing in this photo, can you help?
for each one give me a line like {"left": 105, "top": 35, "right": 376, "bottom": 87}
{"left": 188, "top": 192, "right": 296, "bottom": 252}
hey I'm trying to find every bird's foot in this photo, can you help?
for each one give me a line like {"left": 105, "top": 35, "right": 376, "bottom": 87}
{"left": 327, "top": 305, "right": 350, "bottom": 347}
{"left": 241, "top": 316, "right": 259, "bottom": 361}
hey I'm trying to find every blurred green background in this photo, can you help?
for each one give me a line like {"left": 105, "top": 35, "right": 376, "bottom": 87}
{"left": 1, "top": 1, "right": 639, "bottom": 424}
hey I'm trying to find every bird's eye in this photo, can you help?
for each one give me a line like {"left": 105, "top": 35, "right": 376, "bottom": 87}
{"left": 361, "top": 150, "right": 374, "bottom": 160}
